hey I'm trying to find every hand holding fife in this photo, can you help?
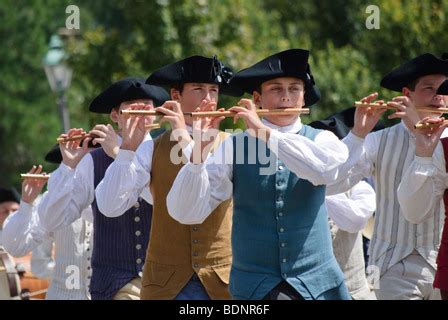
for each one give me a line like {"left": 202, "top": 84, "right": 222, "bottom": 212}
{"left": 21, "top": 165, "right": 48, "bottom": 204}
{"left": 229, "top": 98, "right": 271, "bottom": 142}
{"left": 120, "top": 103, "right": 152, "bottom": 152}
{"left": 387, "top": 96, "right": 421, "bottom": 133}
{"left": 156, "top": 100, "right": 192, "bottom": 146}
{"left": 190, "top": 99, "right": 225, "bottom": 164}
{"left": 414, "top": 117, "right": 448, "bottom": 157}
{"left": 59, "top": 128, "right": 92, "bottom": 169}
{"left": 89, "top": 124, "right": 120, "bottom": 159}
{"left": 352, "top": 92, "right": 387, "bottom": 139}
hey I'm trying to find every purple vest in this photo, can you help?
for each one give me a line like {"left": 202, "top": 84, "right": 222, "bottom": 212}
{"left": 89, "top": 148, "right": 152, "bottom": 300}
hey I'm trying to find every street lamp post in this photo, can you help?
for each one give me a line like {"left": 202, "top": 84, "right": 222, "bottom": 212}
{"left": 43, "top": 35, "right": 72, "bottom": 133}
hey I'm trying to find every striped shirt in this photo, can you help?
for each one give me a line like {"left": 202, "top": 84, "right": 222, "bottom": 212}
{"left": 328, "top": 122, "right": 444, "bottom": 275}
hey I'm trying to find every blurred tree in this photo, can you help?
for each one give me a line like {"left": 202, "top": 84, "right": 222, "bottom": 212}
{"left": 306, "top": 43, "right": 382, "bottom": 123}
{"left": 0, "top": 0, "right": 76, "bottom": 188}
{"left": 1, "top": 0, "right": 447, "bottom": 188}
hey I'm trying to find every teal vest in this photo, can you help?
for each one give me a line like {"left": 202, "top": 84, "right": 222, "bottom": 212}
{"left": 230, "top": 125, "right": 350, "bottom": 300}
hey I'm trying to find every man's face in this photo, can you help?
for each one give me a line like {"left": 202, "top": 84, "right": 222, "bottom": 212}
{"left": 405, "top": 74, "right": 448, "bottom": 118}
{"left": 172, "top": 83, "right": 219, "bottom": 125}
{"left": 254, "top": 77, "right": 305, "bottom": 126}
{"left": 111, "top": 99, "right": 155, "bottom": 129}
{"left": 0, "top": 201, "right": 19, "bottom": 226}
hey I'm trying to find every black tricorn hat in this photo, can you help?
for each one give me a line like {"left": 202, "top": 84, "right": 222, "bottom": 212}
{"left": 89, "top": 77, "right": 170, "bottom": 113}
{"left": 229, "top": 49, "right": 321, "bottom": 106}
{"left": 145, "top": 55, "right": 243, "bottom": 97}
{"left": 381, "top": 53, "right": 448, "bottom": 92}
{"left": 437, "top": 79, "right": 448, "bottom": 95}
{"left": 0, "top": 187, "right": 20, "bottom": 204}
{"left": 44, "top": 144, "right": 63, "bottom": 164}
{"left": 309, "top": 107, "right": 385, "bottom": 139}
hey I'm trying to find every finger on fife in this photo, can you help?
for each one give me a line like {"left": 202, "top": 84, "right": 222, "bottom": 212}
{"left": 354, "top": 101, "right": 448, "bottom": 114}
{"left": 414, "top": 119, "right": 448, "bottom": 130}
{"left": 120, "top": 108, "right": 310, "bottom": 118}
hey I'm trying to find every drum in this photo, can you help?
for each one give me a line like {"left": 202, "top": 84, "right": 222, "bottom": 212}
{"left": 15, "top": 253, "right": 49, "bottom": 300}
{"left": 0, "top": 247, "right": 21, "bottom": 300}
{"left": 0, "top": 248, "right": 49, "bottom": 300}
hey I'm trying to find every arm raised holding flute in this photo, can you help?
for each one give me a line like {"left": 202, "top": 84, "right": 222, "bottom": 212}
{"left": 328, "top": 53, "right": 448, "bottom": 300}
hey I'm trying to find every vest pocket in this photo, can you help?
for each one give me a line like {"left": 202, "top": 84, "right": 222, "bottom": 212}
{"left": 142, "top": 261, "right": 176, "bottom": 288}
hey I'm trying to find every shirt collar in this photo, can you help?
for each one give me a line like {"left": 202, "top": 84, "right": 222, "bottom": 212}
{"left": 261, "top": 117, "right": 303, "bottom": 133}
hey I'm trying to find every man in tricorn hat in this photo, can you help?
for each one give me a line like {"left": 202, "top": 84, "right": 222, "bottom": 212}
{"left": 2, "top": 146, "right": 93, "bottom": 299}
{"left": 166, "top": 49, "right": 351, "bottom": 300}
{"left": 396, "top": 77, "right": 448, "bottom": 300}
{"left": 96, "top": 55, "right": 242, "bottom": 300}
{"left": 0, "top": 187, "right": 20, "bottom": 245}
{"left": 327, "top": 53, "right": 448, "bottom": 300}
{"left": 38, "top": 78, "right": 169, "bottom": 299}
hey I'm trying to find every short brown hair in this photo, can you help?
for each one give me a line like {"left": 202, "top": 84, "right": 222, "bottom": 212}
{"left": 405, "top": 79, "right": 419, "bottom": 91}
{"left": 171, "top": 83, "right": 184, "bottom": 93}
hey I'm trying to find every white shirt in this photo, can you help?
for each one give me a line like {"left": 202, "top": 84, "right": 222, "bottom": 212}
{"left": 397, "top": 130, "right": 448, "bottom": 224}
{"left": 165, "top": 118, "right": 349, "bottom": 225}
{"left": 326, "top": 181, "right": 376, "bottom": 300}
{"left": 327, "top": 122, "right": 445, "bottom": 275}
{"left": 95, "top": 126, "right": 193, "bottom": 217}
{"left": 2, "top": 193, "right": 93, "bottom": 300}
{"left": 38, "top": 134, "right": 153, "bottom": 230}
{"left": 325, "top": 180, "right": 376, "bottom": 233}
{"left": 2, "top": 200, "right": 48, "bottom": 257}
{"left": 30, "top": 238, "right": 55, "bottom": 279}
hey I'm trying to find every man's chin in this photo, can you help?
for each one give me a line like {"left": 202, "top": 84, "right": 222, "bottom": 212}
{"left": 265, "top": 114, "right": 298, "bottom": 125}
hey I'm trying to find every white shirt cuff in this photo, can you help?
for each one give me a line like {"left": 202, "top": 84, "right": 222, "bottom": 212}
{"left": 116, "top": 149, "right": 136, "bottom": 163}
{"left": 59, "top": 162, "right": 75, "bottom": 174}
{"left": 346, "top": 131, "right": 365, "bottom": 144}
{"left": 414, "top": 156, "right": 433, "bottom": 165}
{"left": 186, "top": 162, "right": 206, "bottom": 174}
{"left": 18, "top": 200, "right": 33, "bottom": 214}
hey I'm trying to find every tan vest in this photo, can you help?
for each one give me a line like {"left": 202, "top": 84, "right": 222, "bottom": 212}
{"left": 141, "top": 130, "right": 233, "bottom": 300}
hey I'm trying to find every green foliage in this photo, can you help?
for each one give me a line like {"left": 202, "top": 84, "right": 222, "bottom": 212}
{"left": 1, "top": 0, "right": 447, "bottom": 189}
